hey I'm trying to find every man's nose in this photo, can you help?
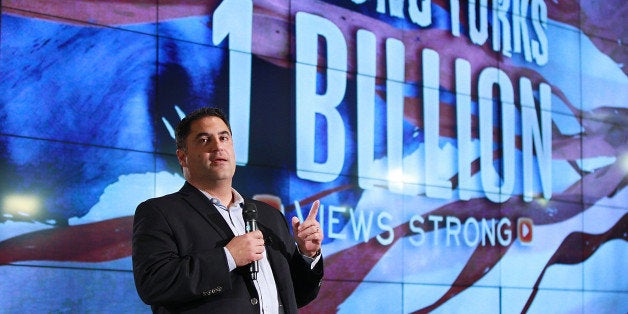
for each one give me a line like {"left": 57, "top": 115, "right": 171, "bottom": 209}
{"left": 208, "top": 137, "right": 223, "bottom": 150}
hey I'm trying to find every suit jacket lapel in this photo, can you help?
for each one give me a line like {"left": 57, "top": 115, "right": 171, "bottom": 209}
{"left": 178, "top": 182, "right": 234, "bottom": 239}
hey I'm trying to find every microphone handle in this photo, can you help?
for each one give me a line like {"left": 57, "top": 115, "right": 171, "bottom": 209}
{"left": 245, "top": 219, "right": 257, "bottom": 233}
{"left": 245, "top": 219, "right": 259, "bottom": 280}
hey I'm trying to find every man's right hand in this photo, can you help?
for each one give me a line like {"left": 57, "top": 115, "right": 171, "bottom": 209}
{"left": 225, "top": 230, "right": 265, "bottom": 267}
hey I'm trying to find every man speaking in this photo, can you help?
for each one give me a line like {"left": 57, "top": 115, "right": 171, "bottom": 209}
{"left": 132, "top": 107, "right": 324, "bottom": 313}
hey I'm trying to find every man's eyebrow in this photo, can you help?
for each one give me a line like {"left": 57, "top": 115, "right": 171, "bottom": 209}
{"left": 194, "top": 130, "right": 231, "bottom": 139}
{"left": 194, "top": 132, "right": 210, "bottom": 139}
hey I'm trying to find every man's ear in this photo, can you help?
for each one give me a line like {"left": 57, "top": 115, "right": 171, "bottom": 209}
{"left": 176, "top": 149, "right": 187, "bottom": 167}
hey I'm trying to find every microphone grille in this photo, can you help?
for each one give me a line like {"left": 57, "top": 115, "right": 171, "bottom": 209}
{"left": 243, "top": 203, "right": 258, "bottom": 220}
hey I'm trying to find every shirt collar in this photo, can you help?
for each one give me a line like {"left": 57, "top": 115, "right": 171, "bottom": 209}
{"left": 199, "top": 188, "right": 244, "bottom": 209}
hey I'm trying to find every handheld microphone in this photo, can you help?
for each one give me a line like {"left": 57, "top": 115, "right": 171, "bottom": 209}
{"left": 242, "top": 203, "right": 259, "bottom": 280}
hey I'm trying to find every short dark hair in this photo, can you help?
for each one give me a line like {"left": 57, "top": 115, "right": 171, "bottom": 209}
{"left": 175, "top": 107, "right": 231, "bottom": 151}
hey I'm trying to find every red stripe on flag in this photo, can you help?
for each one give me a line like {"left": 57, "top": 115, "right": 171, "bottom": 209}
{"left": 0, "top": 216, "right": 133, "bottom": 264}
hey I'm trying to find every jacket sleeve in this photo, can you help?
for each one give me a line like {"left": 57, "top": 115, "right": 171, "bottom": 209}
{"left": 131, "top": 199, "right": 231, "bottom": 306}
{"left": 290, "top": 249, "right": 324, "bottom": 307}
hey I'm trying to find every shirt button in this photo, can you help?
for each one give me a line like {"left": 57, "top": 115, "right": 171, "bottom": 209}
{"left": 250, "top": 298, "right": 259, "bottom": 305}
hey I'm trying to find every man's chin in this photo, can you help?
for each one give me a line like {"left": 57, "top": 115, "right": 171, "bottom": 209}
{"left": 206, "top": 168, "right": 235, "bottom": 180}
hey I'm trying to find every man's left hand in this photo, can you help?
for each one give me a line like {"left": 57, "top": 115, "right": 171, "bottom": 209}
{"left": 291, "top": 200, "right": 323, "bottom": 258}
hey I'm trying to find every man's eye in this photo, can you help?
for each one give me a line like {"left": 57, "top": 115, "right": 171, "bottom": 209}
{"left": 199, "top": 138, "right": 209, "bottom": 144}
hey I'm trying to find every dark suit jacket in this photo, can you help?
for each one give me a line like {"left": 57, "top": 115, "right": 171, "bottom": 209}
{"left": 132, "top": 182, "right": 323, "bottom": 313}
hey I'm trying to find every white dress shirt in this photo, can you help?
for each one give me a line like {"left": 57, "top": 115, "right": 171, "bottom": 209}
{"left": 200, "top": 189, "right": 318, "bottom": 314}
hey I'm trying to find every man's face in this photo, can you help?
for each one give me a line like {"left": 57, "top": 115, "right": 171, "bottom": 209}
{"left": 177, "top": 116, "right": 236, "bottom": 184}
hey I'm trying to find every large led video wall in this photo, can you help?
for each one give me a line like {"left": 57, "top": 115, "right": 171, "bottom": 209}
{"left": 1, "top": 0, "right": 626, "bottom": 312}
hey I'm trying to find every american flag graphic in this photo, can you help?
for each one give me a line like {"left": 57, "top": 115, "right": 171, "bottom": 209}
{"left": 0, "top": 0, "right": 626, "bottom": 312}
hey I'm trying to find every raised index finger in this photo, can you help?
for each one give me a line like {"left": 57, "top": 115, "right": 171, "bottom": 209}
{"left": 305, "top": 200, "right": 320, "bottom": 221}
